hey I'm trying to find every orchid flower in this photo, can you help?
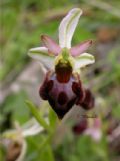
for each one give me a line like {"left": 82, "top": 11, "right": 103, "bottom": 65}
{"left": 73, "top": 117, "right": 102, "bottom": 142}
{"left": 2, "top": 119, "right": 43, "bottom": 161}
{"left": 28, "top": 8, "right": 95, "bottom": 119}
{"left": 84, "top": 118, "right": 102, "bottom": 141}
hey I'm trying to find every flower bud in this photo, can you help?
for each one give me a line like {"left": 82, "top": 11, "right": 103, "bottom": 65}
{"left": 72, "top": 119, "right": 88, "bottom": 135}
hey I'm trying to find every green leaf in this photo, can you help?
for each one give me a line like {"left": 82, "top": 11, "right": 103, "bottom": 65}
{"left": 26, "top": 100, "right": 51, "bottom": 133}
{"left": 40, "top": 144, "right": 55, "bottom": 161}
{"left": 0, "top": 91, "right": 30, "bottom": 125}
{"left": 49, "top": 108, "right": 57, "bottom": 129}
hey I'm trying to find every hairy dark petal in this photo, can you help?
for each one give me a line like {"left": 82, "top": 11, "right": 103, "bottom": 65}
{"left": 67, "top": 97, "right": 77, "bottom": 109}
{"left": 80, "top": 89, "right": 94, "bottom": 110}
{"left": 46, "top": 80, "right": 54, "bottom": 92}
{"left": 48, "top": 96, "right": 56, "bottom": 109}
{"left": 39, "top": 72, "right": 53, "bottom": 100}
{"left": 39, "top": 80, "right": 48, "bottom": 100}
{"left": 58, "top": 92, "right": 68, "bottom": 105}
{"left": 53, "top": 108, "right": 70, "bottom": 119}
{"left": 72, "top": 82, "right": 85, "bottom": 104}
{"left": 48, "top": 96, "right": 76, "bottom": 119}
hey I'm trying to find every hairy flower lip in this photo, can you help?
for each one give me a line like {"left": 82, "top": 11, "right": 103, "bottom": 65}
{"left": 39, "top": 70, "right": 95, "bottom": 119}
{"left": 39, "top": 71, "right": 83, "bottom": 118}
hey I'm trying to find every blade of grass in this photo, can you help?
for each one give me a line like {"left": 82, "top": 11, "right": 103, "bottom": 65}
{"left": 26, "top": 100, "right": 51, "bottom": 133}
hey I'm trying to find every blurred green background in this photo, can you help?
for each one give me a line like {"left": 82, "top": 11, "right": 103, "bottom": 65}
{"left": 0, "top": 0, "right": 120, "bottom": 161}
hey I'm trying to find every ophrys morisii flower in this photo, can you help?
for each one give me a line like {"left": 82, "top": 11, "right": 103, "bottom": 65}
{"left": 73, "top": 118, "right": 102, "bottom": 142}
{"left": 28, "top": 8, "right": 95, "bottom": 119}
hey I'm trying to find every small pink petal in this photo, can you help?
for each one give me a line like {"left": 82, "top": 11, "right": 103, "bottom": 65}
{"left": 84, "top": 118, "right": 102, "bottom": 141}
{"left": 41, "top": 35, "right": 61, "bottom": 56}
{"left": 70, "top": 40, "right": 92, "bottom": 57}
{"left": 85, "top": 128, "right": 102, "bottom": 141}
{"left": 93, "top": 118, "right": 101, "bottom": 128}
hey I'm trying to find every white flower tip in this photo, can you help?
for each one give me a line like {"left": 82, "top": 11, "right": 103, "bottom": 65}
{"left": 28, "top": 47, "right": 48, "bottom": 54}
{"left": 59, "top": 8, "right": 83, "bottom": 49}
{"left": 28, "top": 47, "right": 49, "bottom": 59}
{"left": 69, "top": 8, "right": 83, "bottom": 15}
{"left": 74, "top": 53, "right": 95, "bottom": 69}
{"left": 28, "top": 49, "right": 33, "bottom": 57}
{"left": 28, "top": 48, "right": 34, "bottom": 55}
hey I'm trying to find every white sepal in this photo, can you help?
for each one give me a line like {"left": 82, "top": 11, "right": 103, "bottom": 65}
{"left": 22, "top": 123, "right": 43, "bottom": 137}
{"left": 28, "top": 47, "right": 54, "bottom": 69}
{"left": 74, "top": 53, "right": 95, "bottom": 69}
{"left": 59, "top": 8, "right": 82, "bottom": 48}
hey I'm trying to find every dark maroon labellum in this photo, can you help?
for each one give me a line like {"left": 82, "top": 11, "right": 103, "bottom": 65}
{"left": 58, "top": 92, "right": 68, "bottom": 105}
{"left": 39, "top": 71, "right": 94, "bottom": 119}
